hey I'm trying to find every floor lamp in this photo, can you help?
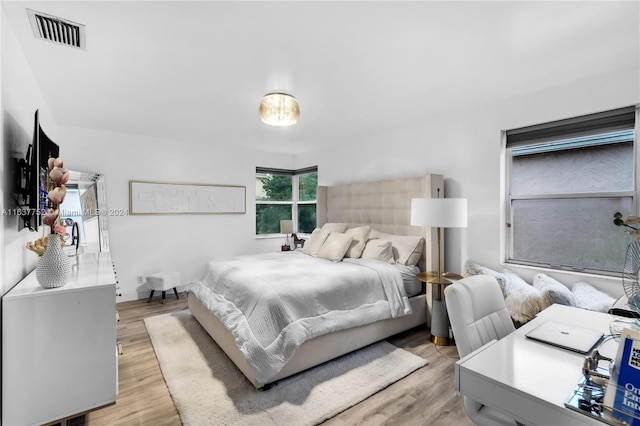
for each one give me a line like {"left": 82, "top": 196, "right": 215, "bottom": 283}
{"left": 411, "top": 193, "right": 467, "bottom": 345}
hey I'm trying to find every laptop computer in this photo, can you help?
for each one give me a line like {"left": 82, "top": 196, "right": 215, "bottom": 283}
{"left": 525, "top": 320, "right": 604, "bottom": 354}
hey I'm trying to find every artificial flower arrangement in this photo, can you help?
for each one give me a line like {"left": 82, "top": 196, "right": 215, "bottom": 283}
{"left": 26, "top": 157, "right": 70, "bottom": 256}
{"left": 614, "top": 212, "right": 640, "bottom": 240}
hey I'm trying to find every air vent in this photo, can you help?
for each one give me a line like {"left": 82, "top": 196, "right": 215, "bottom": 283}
{"left": 27, "top": 9, "right": 85, "bottom": 50}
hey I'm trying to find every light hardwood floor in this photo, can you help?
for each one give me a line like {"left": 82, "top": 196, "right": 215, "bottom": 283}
{"left": 85, "top": 295, "right": 474, "bottom": 426}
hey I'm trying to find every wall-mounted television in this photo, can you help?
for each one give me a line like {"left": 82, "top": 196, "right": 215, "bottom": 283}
{"left": 20, "top": 110, "right": 59, "bottom": 231}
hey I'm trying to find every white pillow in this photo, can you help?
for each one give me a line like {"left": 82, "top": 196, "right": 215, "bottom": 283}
{"left": 571, "top": 282, "right": 616, "bottom": 312}
{"left": 463, "top": 261, "right": 508, "bottom": 295}
{"left": 360, "top": 239, "right": 394, "bottom": 263}
{"left": 502, "top": 271, "right": 543, "bottom": 324}
{"left": 344, "top": 226, "right": 371, "bottom": 258}
{"left": 317, "top": 233, "right": 354, "bottom": 262}
{"left": 302, "top": 228, "right": 330, "bottom": 257}
{"left": 321, "top": 223, "right": 348, "bottom": 233}
{"left": 533, "top": 273, "right": 576, "bottom": 308}
{"left": 369, "top": 229, "right": 424, "bottom": 266}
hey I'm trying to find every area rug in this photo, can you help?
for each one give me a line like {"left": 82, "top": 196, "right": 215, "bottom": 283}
{"left": 144, "top": 310, "right": 428, "bottom": 425}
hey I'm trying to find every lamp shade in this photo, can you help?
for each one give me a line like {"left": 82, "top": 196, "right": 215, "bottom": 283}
{"left": 411, "top": 198, "right": 468, "bottom": 228}
{"left": 259, "top": 93, "right": 300, "bottom": 126}
{"left": 280, "top": 219, "right": 293, "bottom": 234}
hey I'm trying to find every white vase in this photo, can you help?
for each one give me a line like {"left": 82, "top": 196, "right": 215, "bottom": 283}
{"left": 36, "top": 234, "right": 71, "bottom": 289}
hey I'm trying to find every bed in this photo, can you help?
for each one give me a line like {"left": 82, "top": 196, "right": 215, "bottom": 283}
{"left": 186, "top": 173, "right": 443, "bottom": 388}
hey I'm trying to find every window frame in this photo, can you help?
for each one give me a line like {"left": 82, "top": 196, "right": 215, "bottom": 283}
{"left": 504, "top": 106, "right": 639, "bottom": 276}
{"left": 255, "top": 166, "right": 317, "bottom": 236}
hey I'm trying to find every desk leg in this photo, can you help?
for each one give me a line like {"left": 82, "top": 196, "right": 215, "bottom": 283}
{"left": 431, "top": 288, "right": 450, "bottom": 346}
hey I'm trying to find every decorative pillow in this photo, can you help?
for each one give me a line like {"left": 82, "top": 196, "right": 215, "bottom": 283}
{"left": 302, "top": 228, "right": 330, "bottom": 257}
{"left": 463, "top": 261, "right": 507, "bottom": 295}
{"left": 571, "top": 282, "right": 616, "bottom": 313}
{"left": 321, "top": 223, "right": 348, "bottom": 233}
{"left": 533, "top": 273, "right": 576, "bottom": 309}
{"left": 501, "top": 271, "right": 543, "bottom": 324}
{"left": 317, "top": 233, "right": 354, "bottom": 262}
{"left": 369, "top": 230, "right": 423, "bottom": 266}
{"left": 360, "top": 239, "right": 395, "bottom": 263}
{"left": 344, "top": 226, "right": 371, "bottom": 258}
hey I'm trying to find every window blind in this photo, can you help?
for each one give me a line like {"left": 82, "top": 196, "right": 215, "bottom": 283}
{"left": 506, "top": 106, "right": 636, "bottom": 148}
{"left": 256, "top": 166, "right": 318, "bottom": 176}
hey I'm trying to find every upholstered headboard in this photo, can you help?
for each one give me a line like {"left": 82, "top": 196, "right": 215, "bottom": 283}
{"left": 317, "top": 174, "right": 444, "bottom": 273}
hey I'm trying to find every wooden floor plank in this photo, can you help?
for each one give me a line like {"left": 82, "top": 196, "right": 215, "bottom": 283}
{"left": 85, "top": 296, "right": 473, "bottom": 425}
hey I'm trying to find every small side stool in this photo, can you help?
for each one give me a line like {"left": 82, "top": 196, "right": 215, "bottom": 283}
{"left": 146, "top": 272, "right": 180, "bottom": 304}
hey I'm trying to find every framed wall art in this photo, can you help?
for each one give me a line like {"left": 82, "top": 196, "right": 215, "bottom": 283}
{"left": 129, "top": 180, "right": 246, "bottom": 215}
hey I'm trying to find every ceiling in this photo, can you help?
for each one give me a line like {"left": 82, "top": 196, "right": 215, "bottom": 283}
{"left": 2, "top": 1, "right": 639, "bottom": 155}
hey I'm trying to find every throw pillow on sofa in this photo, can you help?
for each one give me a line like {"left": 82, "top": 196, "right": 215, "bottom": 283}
{"left": 463, "top": 261, "right": 508, "bottom": 295}
{"left": 502, "top": 271, "right": 544, "bottom": 324}
{"left": 533, "top": 273, "right": 576, "bottom": 309}
{"left": 571, "top": 282, "right": 616, "bottom": 313}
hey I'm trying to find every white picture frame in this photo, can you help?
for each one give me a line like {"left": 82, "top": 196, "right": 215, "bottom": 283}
{"left": 129, "top": 180, "right": 246, "bottom": 215}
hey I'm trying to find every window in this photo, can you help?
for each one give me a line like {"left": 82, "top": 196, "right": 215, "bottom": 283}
{"left": 505, "top": 106, "right": 638, "bottom": 275}
{"left": 255, "top": 166, "right": 318, "bottom": 235}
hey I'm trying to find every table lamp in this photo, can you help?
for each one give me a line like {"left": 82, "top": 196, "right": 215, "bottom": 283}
{"left": 280, "top": 220, "right": 293, "bottom": 251}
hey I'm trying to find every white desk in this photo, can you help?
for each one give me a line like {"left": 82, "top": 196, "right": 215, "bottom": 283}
{"left": 455, "top": 304, "right": 620, "bottom": 426}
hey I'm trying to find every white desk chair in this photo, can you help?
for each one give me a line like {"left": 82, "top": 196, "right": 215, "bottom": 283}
{"left": 445, "top": 275, "right": 518, "bottom": 426}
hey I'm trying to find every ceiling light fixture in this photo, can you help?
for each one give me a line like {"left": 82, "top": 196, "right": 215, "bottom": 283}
{"left": 259, "top": 92, "right": 300, "bottom": 126}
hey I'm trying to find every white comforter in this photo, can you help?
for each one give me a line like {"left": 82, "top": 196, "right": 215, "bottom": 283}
{"left": 184, "top": 251, "right": 412, "bottom": 385}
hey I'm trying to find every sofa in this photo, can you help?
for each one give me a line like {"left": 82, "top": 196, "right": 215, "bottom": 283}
{"left": 464, "top": 261, "right": 617, "bottom": 327}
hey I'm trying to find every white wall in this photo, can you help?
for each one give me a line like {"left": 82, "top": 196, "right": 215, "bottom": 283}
{"left": 1, "top": 11, "right": 58, "bottom": 296}
{"left": 297, "top": 66, "right": 640, "bottom": 298}
{"left": 60, "top": 126, "right": 293, "bottom": 300}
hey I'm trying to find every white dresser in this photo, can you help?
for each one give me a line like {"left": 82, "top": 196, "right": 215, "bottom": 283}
{"left": 2, "top": 252, "right": 118, "bottom": 426}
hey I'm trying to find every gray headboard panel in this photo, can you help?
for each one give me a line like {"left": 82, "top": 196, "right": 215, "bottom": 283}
{"left": 317, "top": 174, "right": 444, "bottom": 273}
